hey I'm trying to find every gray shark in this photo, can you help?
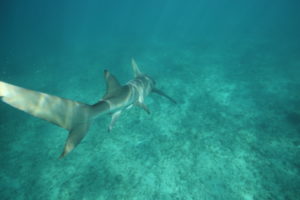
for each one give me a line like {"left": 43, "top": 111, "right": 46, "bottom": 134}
{"left": 0, "top": 59, "right": 176, "bottom": 158}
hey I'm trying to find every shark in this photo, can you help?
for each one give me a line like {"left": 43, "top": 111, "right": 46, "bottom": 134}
{"left": 0, "top": 59, "right": 176, "bottom": 158}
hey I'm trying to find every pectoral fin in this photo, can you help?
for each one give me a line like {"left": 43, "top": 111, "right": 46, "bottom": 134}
{"left": 136, "top": 102, "right": 150, "bottom": 114}
{"left": 108, "top": 110, "right": 122, "bottom": 132}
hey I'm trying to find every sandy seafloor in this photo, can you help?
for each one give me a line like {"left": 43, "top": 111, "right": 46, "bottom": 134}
{"left": 0, "top": 39, "right": 299, "bottom": 200}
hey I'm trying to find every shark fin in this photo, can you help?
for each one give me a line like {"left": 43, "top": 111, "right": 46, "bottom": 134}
{"left": 0, "top": 81, "right": 93, "bottom": 158}
{"left": 103, "top": 70, "right": 121, "bottom": 98}
{"left": 0, "top": 81, "right": 92, "bottom": 130}
{"left": 152, "top": 88, "right": 177, "bottom": 104}
{"left": 131, "top": 58, "right": 142, "bottom": 77}
{"left": 136, "top": 102, "right": 150, "bottom": 114}
{"left": 108, "top": 110, "right": 122, "bottom": 132}
{"left": 59, "top": 122, "right": 90, "bottom": 158}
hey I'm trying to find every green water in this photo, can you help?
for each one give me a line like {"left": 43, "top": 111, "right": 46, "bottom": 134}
{"left": 0, "top": 0, "right": 299, "bottom": 199}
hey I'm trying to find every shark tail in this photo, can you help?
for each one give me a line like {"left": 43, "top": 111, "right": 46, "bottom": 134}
{"left": 0, "top": 81, "right": 104, "bottom": 158}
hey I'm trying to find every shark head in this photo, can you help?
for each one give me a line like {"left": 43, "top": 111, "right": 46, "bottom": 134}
{"left": 127, "top": 59, "right": 156, "bottom": 102}
{"left": 129, "top": 58, "right": 177, "bottom": 105}
{"left": 132, "top": 75, "right": 155, "bottom": 94}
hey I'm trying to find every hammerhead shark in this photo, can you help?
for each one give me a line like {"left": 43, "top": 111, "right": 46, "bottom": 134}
{"left": 0, "top": 59, "right": 176, "bottom": 158}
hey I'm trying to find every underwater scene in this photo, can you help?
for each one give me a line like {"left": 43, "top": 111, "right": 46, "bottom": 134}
{"left": 0, "top": 0, "right": 299, "bottom": 199}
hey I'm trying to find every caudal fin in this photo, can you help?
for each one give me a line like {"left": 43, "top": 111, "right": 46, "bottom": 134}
{"left": 59, "top": 122, "right": 90, "bottom": 158}
{"left": 0, "top": 81, "right": 93, "bottom": 157}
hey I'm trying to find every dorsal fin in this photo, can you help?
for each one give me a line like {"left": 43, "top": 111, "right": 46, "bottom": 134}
{"left": 131, "top": 58, "right": 142, "bottom": 77}
{"left": 103, "top": 70, "right": 121, "bottom": 98}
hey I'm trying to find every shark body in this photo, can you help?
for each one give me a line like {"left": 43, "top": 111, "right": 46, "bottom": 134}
{"left": 0, "top": 59, "right": 176, "bottom": 158}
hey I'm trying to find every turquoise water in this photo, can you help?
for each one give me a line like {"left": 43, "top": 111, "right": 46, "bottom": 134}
{"left": 0, "top": 0, "right": 299, "bottom": 199}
